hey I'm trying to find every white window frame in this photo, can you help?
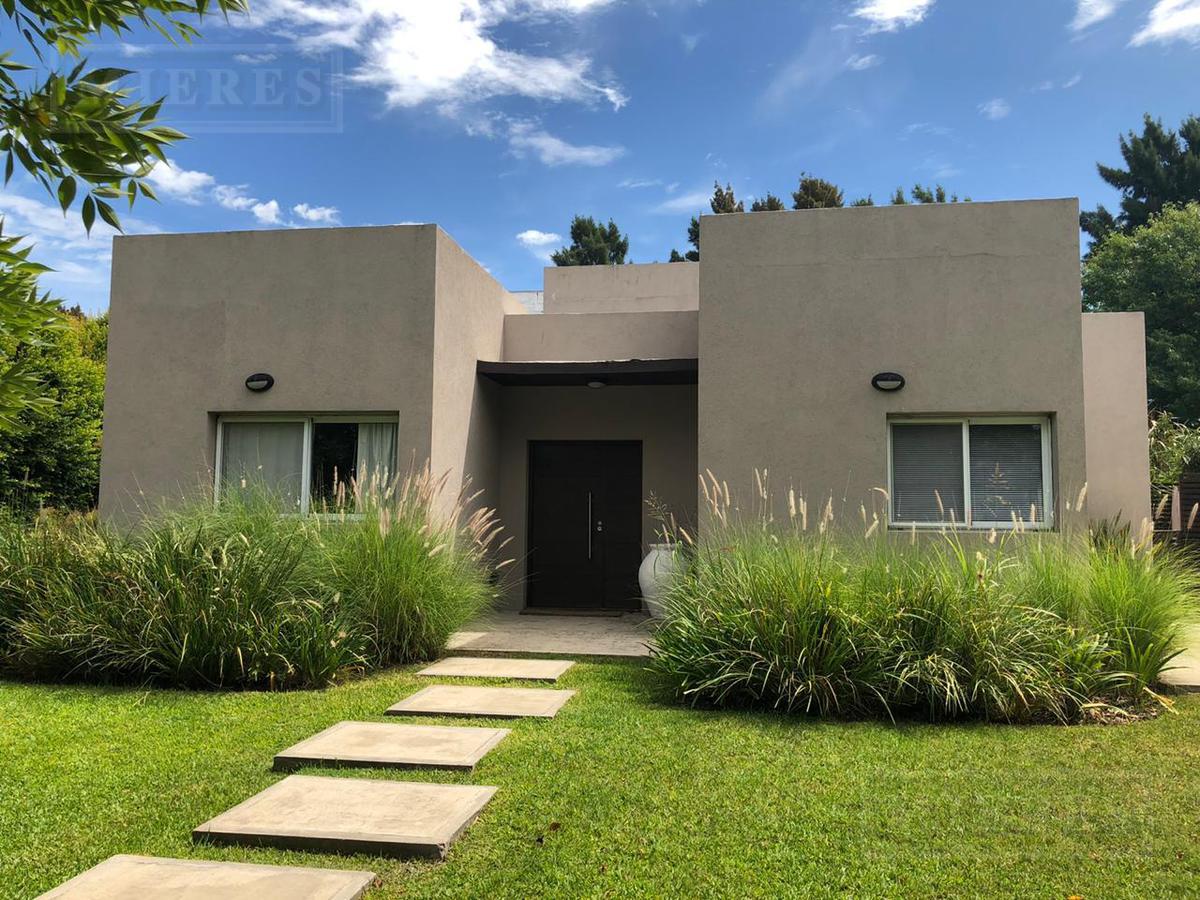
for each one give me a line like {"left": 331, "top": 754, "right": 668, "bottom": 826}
{"left": 214, "top": 414, "right": 399, "bottom": 515}
{"left": 887, "top": 416, "right": 1054, "bottom": 531}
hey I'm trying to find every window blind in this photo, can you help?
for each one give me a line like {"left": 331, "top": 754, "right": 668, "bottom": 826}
{"left": 969, "top": 423, "right": 1044, "bottom": 523}
{"left": 891, "top": 423, "right": 965, "bottom": 523}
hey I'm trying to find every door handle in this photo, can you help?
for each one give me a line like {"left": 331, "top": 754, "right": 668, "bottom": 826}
{"left": 587, "top": 491, "right": 593, "bottom": 560}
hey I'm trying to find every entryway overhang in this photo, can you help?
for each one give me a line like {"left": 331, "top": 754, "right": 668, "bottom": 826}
{"left": 476, "top": 358, "right": 697, "bottom": 387}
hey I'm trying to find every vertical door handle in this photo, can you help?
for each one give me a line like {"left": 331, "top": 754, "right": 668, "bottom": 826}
{"left": 587, "top": 491, "right": 593, "bottom": 560}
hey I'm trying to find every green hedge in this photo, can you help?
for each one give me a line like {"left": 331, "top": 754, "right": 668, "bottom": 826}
{"left": 0, "top": 472, "right": 506, "bottom": 689}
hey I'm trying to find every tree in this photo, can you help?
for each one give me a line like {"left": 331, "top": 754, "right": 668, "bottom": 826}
{"left": 750, "top": 193, "right": 786, "bottom": 212}
{"left": 1082, "top": 203, "right": 1200, "bottom": 420}
{"left": 0, "top": 0, "right": 246, "bottom": 428}
{"left": 670, "top": 181, "right": 744, "bottom": 262}
{"left": 0, "top": 225, "right": 62, "bottom": 429}
{"left": 792, "top": 174, "right": 844, "bottom": 209}
{"left": 890, "top": 184, "right": 967, "bottom": 204}
{"left": 850, "top": 196, "right": 875, "bottom": 207}
{"left": 551, "top": 216, "right": 629, "bottom": 266}
{"left": 1081, "top": 114, "right": 1200, "bottom": 252}
{"left": 0, "top": 309, "right": 105, "bottom": 509}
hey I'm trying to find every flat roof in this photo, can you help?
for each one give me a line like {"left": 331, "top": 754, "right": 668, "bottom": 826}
{"left": 476, "top": 358, "right": 697, "bottom": 386}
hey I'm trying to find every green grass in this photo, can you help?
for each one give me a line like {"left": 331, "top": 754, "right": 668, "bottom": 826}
{"left": 3, "top": 661, "right": 1200, "bottom": 899}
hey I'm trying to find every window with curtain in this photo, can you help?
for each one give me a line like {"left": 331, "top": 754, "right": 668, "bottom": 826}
{"left": 217, "top": 417, "right": 398, "bottom": 514}
{"left": 889, "top": 417, "right": 1051, "bottom": 528}
{"left": 219, "top": 420, "right": 306, "bottom": 510}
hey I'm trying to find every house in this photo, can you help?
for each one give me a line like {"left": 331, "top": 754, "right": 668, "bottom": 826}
{"left": 98, "top": 198, "right": 1151, "bottom": 611}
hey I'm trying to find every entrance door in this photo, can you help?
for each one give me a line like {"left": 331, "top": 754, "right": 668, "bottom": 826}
{"left": 526, "top": 441, "right": 643, "bottom": 611}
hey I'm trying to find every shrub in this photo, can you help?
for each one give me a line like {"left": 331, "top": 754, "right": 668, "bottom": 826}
{"left": 0, "top": 468, "right": 507, "bottom": 689}
{"left": 650, "top": 483, "right": 1198, "bottom": 723}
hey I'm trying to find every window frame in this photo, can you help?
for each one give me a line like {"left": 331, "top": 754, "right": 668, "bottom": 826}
{"left": 887, "top": 415, "right": 1054, "bottom": 531}
{"left": 214, "top": 414, "right": 399, "bottom": 515}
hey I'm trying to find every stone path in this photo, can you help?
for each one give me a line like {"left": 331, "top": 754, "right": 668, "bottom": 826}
{"left": 418, "top": 656, "right": 575, "bottom": 681}
{"left": 193, "top": 775, "right": 497, "bottom": 860}
{"left": 387, "top": 684, "right": 576, "bottom": 719}
{"left": 273, "top": 721, "right": 511, "bottom": 772}
{"left": 41, "top": 640, "right": 583, "bottom": 895}
{"left": 36, "top": 855, "right": 374, "bottom": 900}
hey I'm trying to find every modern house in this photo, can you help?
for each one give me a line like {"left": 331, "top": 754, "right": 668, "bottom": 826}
{"left": 99, "top": 198, "right": 1151, "bottom": 611}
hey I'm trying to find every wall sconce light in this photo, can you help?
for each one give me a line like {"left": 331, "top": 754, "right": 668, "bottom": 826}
{"left": 245, "top": 373, "right": 275, "bottom": 392}
{"left": 871, "top": 372, "right": 905, "bottom": 392}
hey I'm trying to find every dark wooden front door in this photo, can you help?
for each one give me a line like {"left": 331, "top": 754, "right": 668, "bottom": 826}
{"left": 526, "top": 441, "right": 643, "bottom": 611}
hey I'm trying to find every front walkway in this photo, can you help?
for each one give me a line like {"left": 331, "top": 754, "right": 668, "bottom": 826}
{"left": 449, "top": 611, "right": 653, "bottom": 658}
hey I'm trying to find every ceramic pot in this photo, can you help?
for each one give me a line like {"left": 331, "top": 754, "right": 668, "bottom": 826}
{"left": 638, "top": 543, "right": 678, "bottom": 619}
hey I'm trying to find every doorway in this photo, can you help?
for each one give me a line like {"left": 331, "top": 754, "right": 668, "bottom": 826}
{"left": 526, "top": 441, "right": 643, "bottom": 612}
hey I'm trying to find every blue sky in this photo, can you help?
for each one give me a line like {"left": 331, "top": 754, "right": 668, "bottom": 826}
{"left": 1, "top": 0, "right": 1198, "bottom": 313}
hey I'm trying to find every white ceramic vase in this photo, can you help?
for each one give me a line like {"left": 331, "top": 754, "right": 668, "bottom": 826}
{"left": 638, "top": 543, "right": 678, "bottom": 619}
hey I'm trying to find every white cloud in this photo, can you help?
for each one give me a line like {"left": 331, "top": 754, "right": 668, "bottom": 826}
{"left": 652, "top": 189, "right": 711, "bottom": 215}
{"left": 904, "top": 122, "right": 952, "bottom": 137}
{"left": 681, "top": 33, "right": 702, "bottom": 53}
{"left": 233, "top": 52, "right": 279, "bottom": 64}
{"left": 852, "top": 0, "right": 935, "bottom": 32}
{"left": 978, "top": 98, "right": 1011, "bottom": 120}
{"left": 516, "top": 228, "right": 562, "bottom": 262}
{"left": 146, "top": 164, "right": 337, "bottom": 227}
{"left": 145, "top": 163, "right": 216, "bottom": 204}
{"left": 1033, "top": 74, "right": 1082, "bottom": 91}
{"left": 251, "top": 199, "right": 281, "bottom": 224}
{"left": 292, "top": 202, "right": 341, "bottom": 224}
{"left": 213, "top": 184, "right": 257, "bottom": 212}
{"left": 242, "top": 0, "right": 626, "bottom": 113}
{"left": 516, "top": 229, "right": 561, "bottom": 247}
{"left": 214, "top": 184, "right": 282, "bottom": 224}
{"left": 845, "top": 53, "right": 882, "bottom": 70}
{"left": 1071, "top": 0, "right": 1125, "bottom": 31}
{"left": 1131, "top": 0, "right": 1200, "bottom": 45}
{"left": 506, "top": 121, "right": 624, "bottom": 167}
{"left": 619, "top": 178, "right": 663, "bottom": 189}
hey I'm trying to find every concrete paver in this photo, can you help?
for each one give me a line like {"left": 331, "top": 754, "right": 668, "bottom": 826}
{"left": 273, "top": 721, "right": 510, "bottom": 772}
{"left": 387, "top": 684, "right": 576, "bottom": 719}
{"left": 417, "top": 657, "right": 575, "bottom": 681}
{"left": 36, "top": 855, "right": 374, "bottom": 900}
{"left": 192, "top": 775, "right": 497, "bottom": 860}
{"left": 449, "top": 612, "right": 651, "bottom": 657}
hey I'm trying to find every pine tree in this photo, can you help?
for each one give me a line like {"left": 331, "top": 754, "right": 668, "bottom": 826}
{"left": 792, "top": 174, "right": 844, "bottom": 209}
{"left": 671, "top": 181, "right": 744, "bottom": 262}
{"left": 551, "top": 216, "right": 629, "bottom": 266}
{"left": 750, "top": 193, "right": 786, "bottom": 212}
{"left": 892, "top": 184, "right": 967, "bottom": 205}
{"left": 1081, "top": 114, "right": 1200, "bottom": 251}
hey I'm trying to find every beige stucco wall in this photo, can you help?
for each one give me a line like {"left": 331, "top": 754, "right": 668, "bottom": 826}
{"left": 99, "top": 225, "right": 439, "bottom": 519}
{"left": 502, "top": 311, "right": 698, "bottom": 362}
{"left": 430, "top": 229, "right": 509, "bottom": 511}
{"left": 1082, "top": 312, "right": 1150, "bottom": 525}
{"left": 698, "top": 199, "right": 1089, "bottom": 529}
{"left": 543, "top": 262, "right": 698, "bottom": 314}
{"left": 493, "top": 385, "right": 698, "bottom": 607}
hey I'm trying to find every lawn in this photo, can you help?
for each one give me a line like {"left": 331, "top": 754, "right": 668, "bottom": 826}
{"left": 2, "top": 661, "right": 1199, "bottom": 899}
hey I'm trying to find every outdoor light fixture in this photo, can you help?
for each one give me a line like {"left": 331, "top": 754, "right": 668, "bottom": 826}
{"left": 586, "top": 379, "right": 607, "bottom": 389}
{"left": 245, "top": 372, "right": 275, "bottom": 393}
{"left": 871, "top": 372, "right": 905, "bottom": 392}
